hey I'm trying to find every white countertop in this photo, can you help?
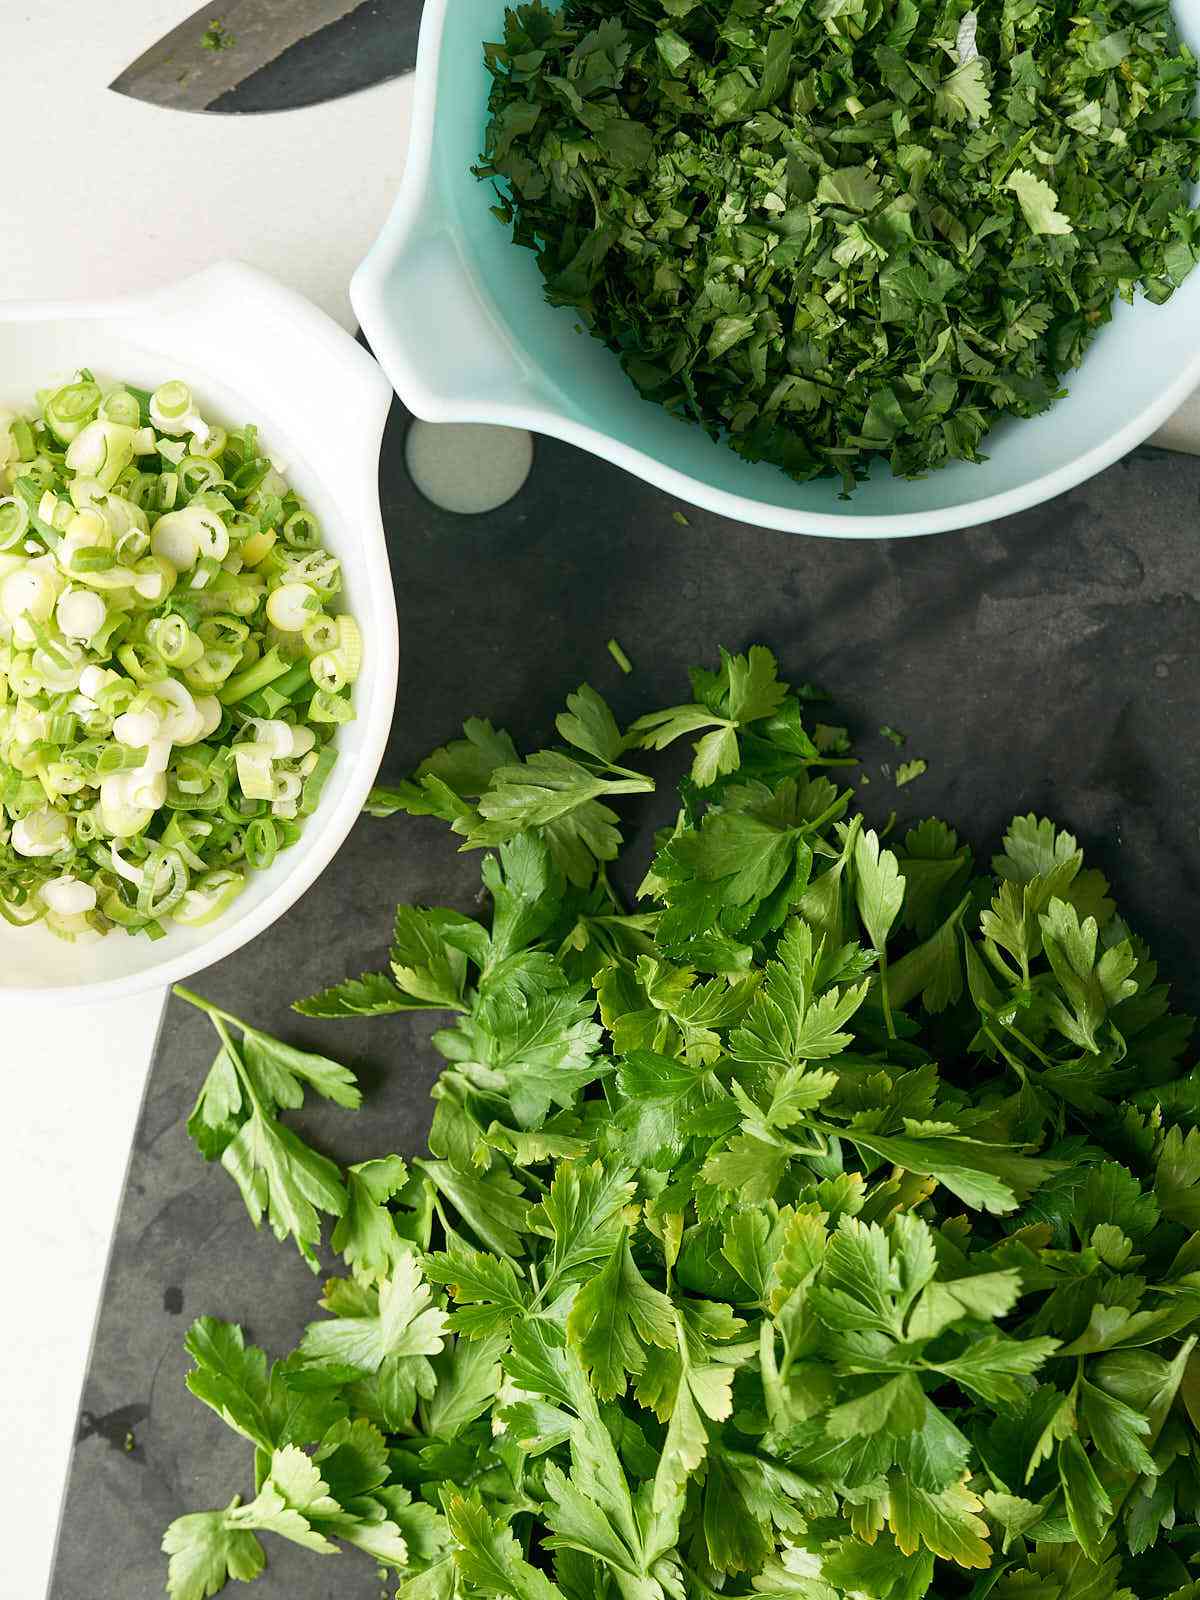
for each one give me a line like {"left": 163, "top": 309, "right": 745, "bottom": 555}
{"left": 4, "top": 6, "right": 1200, "bottom": 1599}
{"left": 0, "top": 6, "right": 412, "bottom": 1597}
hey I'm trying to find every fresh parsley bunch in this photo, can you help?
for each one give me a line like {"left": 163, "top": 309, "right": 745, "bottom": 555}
{"left": 166, "top": 647, "right": 1200, "bottom": 1600}
{"left": 475, "top": 0, "right": 1200, "bottom": 490}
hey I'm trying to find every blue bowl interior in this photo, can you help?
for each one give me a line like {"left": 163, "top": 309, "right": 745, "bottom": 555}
{"left": 424, "top": 0, "right": 1200, "bottom": 529}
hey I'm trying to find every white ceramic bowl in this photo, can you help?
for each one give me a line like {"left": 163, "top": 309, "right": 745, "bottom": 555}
{"left": 353, "top": 0, "right": 1200, "bottom": 539}
{"left": 0, "top": 261, "right": 398, "bottom": 1005}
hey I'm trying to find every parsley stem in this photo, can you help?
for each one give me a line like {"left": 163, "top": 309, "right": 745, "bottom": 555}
{"left": 984, "top": 1025, "right": 1036, "bottom": 1083}
{"left": 211, "top": 1014, "right": 267, "bottom": 1117}
{"left": 801, "top": 792, "right": 854, "bottom": 839}
{"left": 512, "top": 1163, "right": 549, "bottom": 1197}
{"left": 211, "top": 1014, "right": 241, "bottom": 1069}
{"left": 173, "top": 982, "right": 243, "bottom": 1031}
{"left": 1002, "top": 1019, "right": 1054, "bottom": 1070}
{"left": 182, "top": 988, "right": 273, "bottom": 1123}
{"left": 878, "top": 952, "right": 896, "bottom": 1040}
{"left": 600, "top": 767, "right": 657, "bottom": 789}
{"left": 993, "top": 124, "right": 1038, "bottom": 186}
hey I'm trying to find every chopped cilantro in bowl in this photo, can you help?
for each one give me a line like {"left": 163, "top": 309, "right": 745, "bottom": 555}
{"left": 476, "top": 0, "right": 1200, "bottom": 492}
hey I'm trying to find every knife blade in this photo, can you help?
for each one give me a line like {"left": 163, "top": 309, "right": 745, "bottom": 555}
{"left": 109, "top": 0, "right": 421, "bottom": 114}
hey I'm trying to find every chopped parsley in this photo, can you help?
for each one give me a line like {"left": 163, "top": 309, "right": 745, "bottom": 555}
{"left": 201, "top": 18, "right": 235, "bottom": 52}
{"left": 477, "top": 0, "right": 1200, "bottom": 490}
{"left": 606, "top": 635, "right": 634, "bottom": 673}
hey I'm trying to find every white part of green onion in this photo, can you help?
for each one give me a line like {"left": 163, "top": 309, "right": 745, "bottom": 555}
{"left": 235, "top": 745, "right": 275, "bottom": 801}
{"left": 194, "top": 510, "right": 229, "bottom": 561}
{"left": 134, "top": 558, "right": 175, "bottom": 602}
{"left": 250, "top": 718, "right": 313, "bottom": 758}
{"left": 11, "top": 808, "right": 70, "bottom": 857}
{"left": 1, "top": 566, "right": 58, "bottom": 624}
{"left": 149, "top": 505, "right": 228, "bottom": 571}
{"left": 38, "top": 490, "right": 68, "bottom": 530}
{"left": 68, "top": 476, "right": 106, "bottom": 511}
{"left": 192, "top": 695, "right": 222, "bottom": 743}
{"left": 65, "top": 420, "right": 136, "bottom": 490}
{"left": 129, "top": 769, "right": 168, "bottom": 809}
{"left": 57, "top": 513, "right": 112, "bottom": 577}
{"left": 149, "top": 383, "right": 209, "bottom": 446}
{"left": 66, "top": 507, "right": 109, "bottom": 541}
{"left": 150, "top": 509, "right": 201, "bottom": 570}
{"left": 56, "top": 587, "right": 107, "bottom": 641}
{"left": 10, "top": 710, "right": 48, "bottom": 747}
{"left": 113, "top": 706, "right": 163, "bottom": 747}
{"left": 100, "top": 495, "right": 148, "bottom": 540}
{"left": 100, "top": 771, "right": 164, "bottom": 832}
{"left": 151, "top": 678, "right": 200, "bottom": 742}
{"left": 142, "top": 737, "right": 173, "bottom": 776}
{"left": 0, "top": 500, "right": 28, "bottom": 554}
{"left": 46, "top": 763, "right": 88, "bottom": 797}
{"left": 272, "top": 770, "right": 302, "bottom": 805}
{"left": 32, "top": 642, "right": 84, "bottom": 692}
{"left": 109, "top": 844, "right": 143, "bottom": 886}
{"left": 150, "top": 381, "right": 190, "bottom": 422}
{"left": 41, "top": 876, "right": 97, "bottom": 915}
{"left": 79, "top": 664, "right": 119, "bottom": 701}
{"left": 265, "top": 582, "right": 316, "bottom": 632}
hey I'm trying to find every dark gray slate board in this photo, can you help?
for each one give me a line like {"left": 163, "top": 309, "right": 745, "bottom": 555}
{"left": 50, "top": 407, "right": 1200, "bottom": 1598}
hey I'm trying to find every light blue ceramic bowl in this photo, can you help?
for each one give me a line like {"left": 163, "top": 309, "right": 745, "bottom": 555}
{"left": 353, "top": 0, "right": 1200, "bottom": 538}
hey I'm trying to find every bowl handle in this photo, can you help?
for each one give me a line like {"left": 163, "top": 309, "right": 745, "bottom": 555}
{"left": 351, "top": 190, "right": 556, "bottom": 422}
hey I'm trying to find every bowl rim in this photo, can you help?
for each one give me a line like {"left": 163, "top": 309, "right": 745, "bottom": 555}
{"left": 353, "top": 0, "right": 1200, "bottom": 540}
{"left": 0, "top": 261, "right": 399, "bottom": 1005}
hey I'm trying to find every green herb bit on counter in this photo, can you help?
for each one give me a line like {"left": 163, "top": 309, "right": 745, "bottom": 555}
{"left": 605, "top": 635, "right": 633, "bottom": 674}
{"left": 0, "top": 375, "right": 361, "bottom": 939}
{"left": 477, "top": 0, "right": 1200, "bottom": 490}
{"left": 814, "top": 720, "right": 852, "bottom": 754}
{"left": 896, "top": 756, "right": 928, "bottom": 786}
{"left": 201, "top": 18, "right": 235, "bottom": 51}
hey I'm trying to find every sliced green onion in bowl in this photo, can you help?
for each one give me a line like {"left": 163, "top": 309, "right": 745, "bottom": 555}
{"left": 44, "top": 380, "right": 102, "bottom": 443}
{"left": 0, "top": 496, "right": 30, "bottom": 550}
{"left": 0, "top": 370, "right": 362, "bottom": 940}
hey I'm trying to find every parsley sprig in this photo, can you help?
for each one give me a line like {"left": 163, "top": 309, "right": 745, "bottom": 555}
{"left": 165, "top": 646, "right": 1200, "bottom": 1600}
